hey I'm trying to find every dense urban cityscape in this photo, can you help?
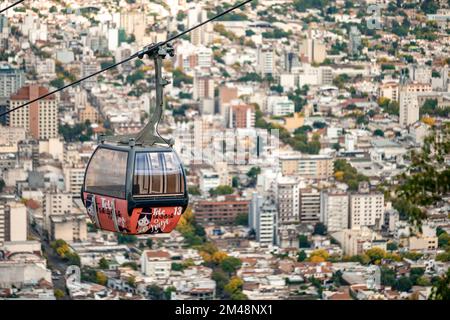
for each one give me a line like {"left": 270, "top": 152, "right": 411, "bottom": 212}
{"left": 0, "top": 0, "right": 449, "bottom": 301}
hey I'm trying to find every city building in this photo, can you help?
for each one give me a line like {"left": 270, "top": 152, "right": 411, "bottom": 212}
{"left": 140, "top": 250, "right": 172, "bottom": 278}
{"left": 277, "top": 177, "right": 301, "bottom": 225}
{"left": 299, "top": 188, "right": 321, "bottom": 224}
{"left": 193, "top": 195, "right": 249, "bottom": 225}
{"left": 299, "top": 37, "right": 326, "bottom": 64}
{"left": 256, "top": 46, "right": 275, "bottom": 75}
{"left": 266, "top": 96, "right": 295, "bottom": 116}
{"left": 193, "top": 72, "right": 214, "bottom": 101}
{"left": 321, "top": 191, "right": 349, "bottom": 232}
{"left": 349, "top": 185, "right": 385, "bottom": 230}
{"left": 228, "top": 104, "right": 255, "bottom": 129}
{"left": 279, "top": 154, "right": 333, "bottom": 180}
{"left": 0, "top": 202, "right": 27, "bottom": 246}
{"left": 9, "top": 85, "right": 58, "bottom": 140}
{"left": 348, "top": 26, "right": 362, "bottom": 56}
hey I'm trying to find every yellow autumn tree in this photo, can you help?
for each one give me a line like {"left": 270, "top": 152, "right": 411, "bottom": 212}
{"left": 212, "top": 251, "right": 228, "bottom": 264}
{"left": 421, "top": 116, "right": 435, "bottom": 126}
{"left": 365, "top": 247, "right": 387, "bottom": 264}
{"left": 224, "top": 276, "right": 244, "bottom": 296}
{"left": 334, "top": 171, "right": 344, "bottom": 181}
{"left": 308, "top": 249, "right": 330, "bottom": 262}
{"left": 176, "top": 207, "right": 195, "bottom": 235}
{"left": 96, "top": 272, "right": 108, "bottom": 286}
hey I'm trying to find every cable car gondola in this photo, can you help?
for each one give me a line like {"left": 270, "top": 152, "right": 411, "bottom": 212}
{"left": 81, "top": 44, "right": 188, "bottom": 235}
{"left": 0, "top": 0, "right": 255, "bottom": 235}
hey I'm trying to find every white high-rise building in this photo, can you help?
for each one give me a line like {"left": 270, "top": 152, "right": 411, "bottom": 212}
{"left": 249, "top": 192, "right": 263, "bottom": 231}
{"left": 257, "top": 200, "right": 275, "bottom": 245}
{"left": 188, "top": 4, "right": 213, "bottom": 45}
{"left": 257, "top": 46, "right": 275, "bottom": 75}
{"left": 63, "top": 166, "right": 85, "bottom": 197}
{"left": 321, "top": 191, "right": 349, "bottom": 232}
{"left": 0, "top": 65, "right": 24, "bottom": 99}
{"left": 349, "top": 192, "right": 385, "bottom": 230}
{"left": 277, "top": 177, "right": 301, "bottom": 225}
{"left": 399, "top": 91, "right": 419, "bottom": 128}
{"left": 249, "top": 193, "right": 275, "bottom": 245}
{"left": 0, "top": 202, "right": 27, "bottom": 246}
{"left": 108, "top": 28, "right": 119, "bottom": 51}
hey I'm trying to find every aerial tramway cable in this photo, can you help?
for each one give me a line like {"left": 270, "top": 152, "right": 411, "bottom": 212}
{"left": 0, "top": 0, "right": 254, "bottom": 119}
{"left": 0, "top": 0, "right": 25, "bottom": 14}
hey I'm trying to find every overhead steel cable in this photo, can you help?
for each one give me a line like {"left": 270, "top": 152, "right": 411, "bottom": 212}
{"left": 0, "top": 0, "right": 26, "bottom": 14}
{"left": 0, "top": 0, "right": 254, "bottom": 119}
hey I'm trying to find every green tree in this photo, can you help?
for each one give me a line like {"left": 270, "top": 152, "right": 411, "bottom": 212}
{"left": 394, "top": 276, "right": 413, "bottom": 292}
{"left": 220, "top": 257, "right": 242, "bottom": 274}
{"left": 146, "top": 238, "right": 153, "bottom": 249}
{"left": 234, "top": 213, "right": 248, "bottom": 226}
{"left": 299, "top": 235, "right": 310, "bottom": 248}
{"left": 121, "top": 262, "right": 138, "bottom": 270}
{"left": 164, "top": 286, "right": 177, "bottom": 300}
{"left": 396, "top": 123, "right": 450, "bottom": 228}
{"left": 98, "top": 257, "right": 109, "bottom": 270}
{"left": 209, "top": 185, "right": 234, "bottom": 196}
{"left": 381, "top": 267, "right": 396, "bottom": 286}
{"left": 147, "top": 284, "right": 164, "bottom": 300}
{"left": 297, "top": 250, "right": 307, "bottom": 262}
{"left": 373, "top": 129, "right": 385, "bottom": 137}
{"left": 387, "top": 242, "right": 398, "bottom": 251}
{"left": 313, "top": 223, "right": 327, "bottom": 236}
{"left": 429, "top": 269, "right": 450, "bottom": 300}
{"left": 117, "top": 234, "right": 138, "bottom": 244}
{"left": 188, "top": 186, "right": 201, "bottom": 195}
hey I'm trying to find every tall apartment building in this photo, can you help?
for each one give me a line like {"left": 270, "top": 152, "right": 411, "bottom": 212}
{"left": 299, "top": 38, "right": 326, "bottom": 64}
{"left": 0, "top": 65, "right": 24, "bottom": 98}
{"left": 248, "top": 193, "right": 275, "bottom": 245}
{"left": 63, "top": 165, "right": 85, "bottom": 197}
{"left": 349, "top": 191, "right": 385, "bottom": 230}
{"left": 399, "top": 82, "right": 432, "bottom": 128}
{"left": 193, "top": 195, "right": 249, "bottom": 225}
{"left": 188, "top": 5, "right": 213, "bottom": 46}
{"left": 348, "top": 26, "right": 362, "bottom": 56}
{"left": 9, "top": 85, "right": 58, "bottom": 140}
{"left": 299, "top": 189, "right": 321, "bottom": 224}
{"left": 378, "top": 82, "right": 399, "bottom": 102}
{"left": 43, "top": 192, "right": 73, "bottom": 232}
{"left": 257, "top": 199, "right": 276, "bottom": 245}
{"left": 277, "top": 177, "right": 301, "bottom": 225}
{"left": 229, "top": 104, "right": 255, "bottom": 129}
{"left": 0, "top": 65, "right": 24, "bottom": 125}
{"left": 408, "top": 64, "right": 432, "bottom": 84}
{"left": 257, "top": 46, "right": 275, "bottom": 75}
{"left": 193, "top": 72, "right": 214, "bottom": 101}
{"left": 0, "top": 202, "right": 27, "bottom": 247}
{"left": 279, "top": 154, "right": 333, "bottom": 180}
{"left": 320, "top": 191, "right": 349, "bottom": 232}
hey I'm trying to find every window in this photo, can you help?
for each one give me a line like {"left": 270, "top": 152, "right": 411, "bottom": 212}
{"left": 85, "top": 148, "right": 128, "bottom": 198}
{"left": 133, "top": 151, "right": 185, "bottom": 196}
